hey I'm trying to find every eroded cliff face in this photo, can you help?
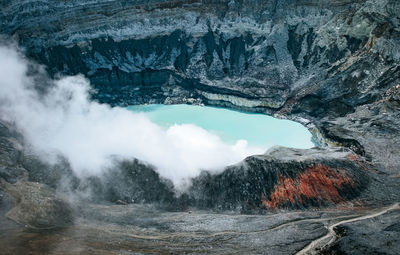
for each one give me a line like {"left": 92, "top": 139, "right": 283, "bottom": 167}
{"left": 1, "top": 0, "right": 400, "bottom": 173}
{"left": 2, "top": 0, "right": 389, "bottom": 109}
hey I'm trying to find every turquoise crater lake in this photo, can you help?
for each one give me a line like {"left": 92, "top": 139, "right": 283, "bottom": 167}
{"left": 127, "top": 104, "right": 314, "bottom": 150}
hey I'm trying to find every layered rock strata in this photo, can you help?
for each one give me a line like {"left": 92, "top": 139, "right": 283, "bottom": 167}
{"left": 1, "top": 0, "right": 399, "bottom": 171}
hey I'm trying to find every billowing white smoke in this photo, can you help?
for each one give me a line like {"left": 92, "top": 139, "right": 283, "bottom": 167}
{"left": 0, "top": 45, "right": 264, "bottom": 187}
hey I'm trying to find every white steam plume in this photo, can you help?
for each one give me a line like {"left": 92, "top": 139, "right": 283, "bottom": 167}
{"left": 0, "top": 45, "right": 264, "bottom": 187}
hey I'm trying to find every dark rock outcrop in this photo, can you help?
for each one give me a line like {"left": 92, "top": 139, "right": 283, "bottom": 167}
{"left": 75, "top": 159, "right": 178, "bottom": 207}
{"left": 72, "top": 146, "right": 379, "bottom": 212}
{"left": 189, "top": 147, "right": 370, "bottom": 211}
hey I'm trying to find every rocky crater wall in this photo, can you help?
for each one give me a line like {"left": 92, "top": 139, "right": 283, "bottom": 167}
{"left": 2, "top": 0, "right": 400, "bottom": 170}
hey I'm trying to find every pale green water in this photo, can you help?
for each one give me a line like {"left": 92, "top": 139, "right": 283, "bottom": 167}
{"left": 127, "top": 104, "right": 314, "bottom": 149}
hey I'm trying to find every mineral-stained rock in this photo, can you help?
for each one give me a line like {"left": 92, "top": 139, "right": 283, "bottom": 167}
{"left": 189, "top": 147, "right": 370, "bottom": 211}
{"left": 71, "top": 147, "right": 376, "bottom": 212}
{"left": 261, "top": 164, "right": 355, "bottom": 208}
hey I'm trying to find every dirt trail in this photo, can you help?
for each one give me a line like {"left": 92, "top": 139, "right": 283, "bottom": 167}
{"left": 296, "top": 203, "right": 400, "bottom": 255}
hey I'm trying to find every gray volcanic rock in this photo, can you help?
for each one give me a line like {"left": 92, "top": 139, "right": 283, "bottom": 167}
{"left": 0, "top": 120, "right": 77, "bottom": 188}
{"left": 189, "top": 146, "right": 370, "bottom": 211}
{"left": 0, "top": 121, "right": 74, "bottom": 229}
{"left": 0, "top": 121, "right": 27, "bottom": 185}
{"left": 322, "top": 207, "right": 400, "bottom": 255}
{"left": 320, "top": 85, "right": 400, "bottom": 174}
{"left": 0, "top": 123, "right": 25, "bottom": 183}
{"left": 0, "top": 180, "right": 72, "bottom": 229}
{"left": 0, "top": 202, "right": 344, "bottom": 255}
{"left": 0, "top": 188, "right": 19, "bottom": 231}
{"left": 1, "top": 201, "right": 398, "bottom": 255}
{"left": 75, "top": 159, "right": 178, "bottom": 207}
{"left": 74, "top": 146, "right": 393, "bottom": 212}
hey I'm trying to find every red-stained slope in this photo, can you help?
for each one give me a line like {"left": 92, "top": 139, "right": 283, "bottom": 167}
{"left": 262, "top": 164, "right": 355, "bottom": 208}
